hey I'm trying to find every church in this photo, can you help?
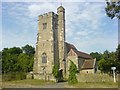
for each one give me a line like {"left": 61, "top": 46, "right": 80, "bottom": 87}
{"left": 33, "top": 6, "right": 97, "bottom": 81}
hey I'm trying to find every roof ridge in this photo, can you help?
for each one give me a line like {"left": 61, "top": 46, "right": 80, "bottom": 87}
{"left": 66, "top": 42, "right": 92, "bottom": 59}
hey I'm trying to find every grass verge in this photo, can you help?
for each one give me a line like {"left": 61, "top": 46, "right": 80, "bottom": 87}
{"left": 2, "top": 79, "right": 55, "bottom": 86}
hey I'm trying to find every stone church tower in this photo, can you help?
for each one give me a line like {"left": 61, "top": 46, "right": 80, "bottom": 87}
{"left": 57, "top": 6, "right": 66, "bottom": 72}
{"left": 33, "top": 6, "right": 96, "bottom": 81}
{"left": 33, "top": 6, "right": 66, "bottom": 81}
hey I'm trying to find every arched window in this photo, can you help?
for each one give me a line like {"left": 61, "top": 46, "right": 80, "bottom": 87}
{"left": 42, "top": 53, "right": 47, "bottom": 63}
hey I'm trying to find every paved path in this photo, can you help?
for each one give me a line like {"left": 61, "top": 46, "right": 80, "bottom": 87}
{"left": 40, "top": 82, "right": 69, "bottom": 88}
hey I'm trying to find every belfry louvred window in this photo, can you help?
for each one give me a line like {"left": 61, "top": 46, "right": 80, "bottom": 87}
{"left": 43, "top": 23, "right": 47, "bottom": 29}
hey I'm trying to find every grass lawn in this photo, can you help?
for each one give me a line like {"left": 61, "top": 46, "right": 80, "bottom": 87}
{"left": 68, "top": 82, "right": 118, "bottom": 88}
{"left": 2, "top": 79, "right": 119, "bottom": 88}
{"left": 2, "top": 79, "right": 55, "bottom": 86}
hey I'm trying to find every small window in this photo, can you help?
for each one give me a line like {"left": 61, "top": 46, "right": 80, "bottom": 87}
{"left": 43, "top": 23, "right": 47, "bottom": 29}
{"left": 42, "top": 53, "right": 47, "bottom": 63}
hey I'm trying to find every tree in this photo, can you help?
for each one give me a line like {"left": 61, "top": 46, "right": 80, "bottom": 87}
{"left": 98, "top": 58, "right": 114, "bottom": 73}
{"left": 68, "top": 60, "right": 78, "bottom": 84}
{"left": 0, "top": 51, "right": 2, "bottom": 74}
{"left": 103, "top": 50, "right": 110, "bottom": 59}
{"left": 22, "top": 44, "right": 35, "bottom": 55}
{"left": 2, "top": 46, "right": 34, "bottom": 74}
{"left": 7, "top": 47, "right": 22, "bottom": 55}
{"left": 2, "top": 46, "right": 34, "bottom": 81}
{"left": 2, "top": 47, "right": 22, "bottom": 73}
{"left": 90, "top": 52, "right": 102, "bottom": 61}
{"left": 115, "top": 44, "right": 120, "bottom": 73}
{"left": 105, "top": 0, "right": 120, "bottom": 19}
{"left": 97, "top": 47, "right": 120, "bottom": 73}
{"left": 17, "top": 53, "right": 34, "bottom": 72}
{"left": 116, "top": 44, "right": 120, "bottom": 61}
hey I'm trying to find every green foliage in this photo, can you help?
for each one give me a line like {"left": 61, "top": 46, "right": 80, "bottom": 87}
{"left": 98, "top": 58, "right": 115, "bottom": 73}
{"left": 52, "top": 63, "right": 59, "bottom": 80}
{"left": 18, "top": 53, "right": 34, "bottom": 72}
{"left": 102, "top": 50, "right": 110, "bottom": 59}
{"left": 22, "top": 44, "right": 35, "bottom": 55}
{"left": 90, "top": 52, "right": 102, "bottom": 61}
{"left": 97, "top": 45, "right": 120, "bottom": 73}
{"left": 4, "top": 47, "right": 22, "bottom": 55}
{"left": 116, "top": 44, "right": 120, "bottom": 61}
{"left": 2, "top": 45, "right": 35, "bottom": 81}
{"left": 0, "top": 51, "right": 2, "bottom": 74}
{"left": 105, "top": 1, "right": 120, "bottom": 19}
{"left": 2, "top": 47, "right": 22, "bottom": 73}
{"left": 52, "top": 61, "right": 64, "bottom": 82}
{"left": 68, "top": 60, "right": 78, "bottom": 84}
{"left": 115, "top": 44, "right": 120, "bottom": 73}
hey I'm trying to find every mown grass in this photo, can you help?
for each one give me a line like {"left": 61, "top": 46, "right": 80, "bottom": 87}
{"left": 68, "top": 82, "right": 118, "bottom": 88}
{"left": 2, "top": 79, "right": 119, "bottom": 88}
{"left": 2, "top": 79, "right": 55, "bottom": 86}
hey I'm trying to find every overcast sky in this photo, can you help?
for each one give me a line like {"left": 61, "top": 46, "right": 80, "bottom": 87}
{"left": 1, "top": 1, "right": 118, "bottom": 53}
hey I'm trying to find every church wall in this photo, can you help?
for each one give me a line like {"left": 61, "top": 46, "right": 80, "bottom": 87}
{"left": 52, "top": 14, "right": 59, "bottom": 65}
{"left": 80, "top": 69, "right": 95, "bottom": 74}
{"left": 78, "top": 58, "right": 85, "bottom": 71}
{"left": 37, "top": 12, "right": 54, "bottom": 74}
{"left": 66, "top": 55, "right": 78, "bottom": 77}
{"left": 57, "top": 7, "right": 65, "bottom": 70}
{"left": 34, "top": 73, "right": 56, "bottom": 81}
{"left": 33, "top": 44, "right": 38, "bottom": 74}
{"left": 33, "top": 12, "right": 58, "bottom": 80}
{"left": 33, "top": 6, "right": 95, "bottom": 81}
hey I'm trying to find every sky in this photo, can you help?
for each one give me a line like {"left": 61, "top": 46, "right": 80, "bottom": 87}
{"left": 1, "top": 1, "right": 118, "bottom": 54}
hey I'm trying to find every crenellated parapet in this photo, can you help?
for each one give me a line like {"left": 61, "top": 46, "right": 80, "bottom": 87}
{"left": 38, "top": 12, "right": 57, "bottom": 19}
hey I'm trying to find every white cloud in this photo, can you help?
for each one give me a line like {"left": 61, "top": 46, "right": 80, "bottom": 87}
{"left": 62, "top": 2, "right": 117, "bottom": 53}
{"left": 2, "top": 2, "right": 117, "bottom": 53}
{"left": 65, "top": 2, "right": 105, "bottom": 38}
{"left": 76, "top": 31, "right": 88, "bottom": 36}
{"left": 28, "top": 3, "right": 58, "bottom": 18}
{"left": 72, "top": 33, "right": 118, "bottom": 53}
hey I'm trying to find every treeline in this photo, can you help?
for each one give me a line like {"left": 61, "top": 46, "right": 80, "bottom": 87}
{"left": 1, "top": 44, "right": 35, "bottom": 74}
{"left": 90, "top": 44, "right": 120, "bottom": 73}
{"left": 1, "top": 44, "right": 120, "bottom": 80}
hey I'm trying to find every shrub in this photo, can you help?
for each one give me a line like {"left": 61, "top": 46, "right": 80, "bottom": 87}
{"left": 52, "top": 63, "right": 59, "bottom": 82}
{"left": 68, "top": 60, "right": 78, "bottom": 84}
{"left": 52, "top": 62, "right": 64, "bottom": 82}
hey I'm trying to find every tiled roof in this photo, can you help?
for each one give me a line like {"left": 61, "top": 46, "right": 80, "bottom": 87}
{"left": 65, "top": 42, "right": 77, "bottom": 53}
{"left": 65, "top": 42, "right": 92, "bottom": 59}
{"left": 76, "top": 51, "right": 92, "bottom": 59}
{"left": 81, "top": 60, "right": 94, "bottom": 69}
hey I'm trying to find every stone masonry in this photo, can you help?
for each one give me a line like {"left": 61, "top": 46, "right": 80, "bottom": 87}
{"left": 33, "top": 6, "right": 96, "bottom": 81}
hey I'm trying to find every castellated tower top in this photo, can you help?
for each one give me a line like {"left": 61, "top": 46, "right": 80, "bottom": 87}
{"left": 38, "top": 12, "right": 56, "bottom": 18}
{"left": 57, "top": 6, "right": 65, "bottom": 13}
